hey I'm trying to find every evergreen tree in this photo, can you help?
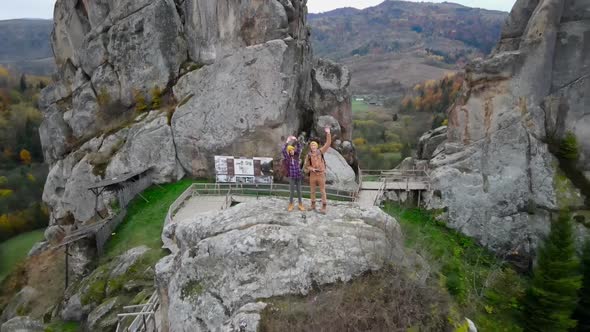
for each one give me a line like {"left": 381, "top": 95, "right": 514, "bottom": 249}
{"left": 523, "top": 212, "right": 582, "bottom": 332}
{"left": 574, "top": 238, "right": 590, "bottom": 332}
{"left": 19, "top": 74, "right": 27, "bottom": 92}
{"left": 559, "top": 131, "right": 579, "bottom": 161}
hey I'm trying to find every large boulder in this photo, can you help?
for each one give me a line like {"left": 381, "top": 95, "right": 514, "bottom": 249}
{"left": 324, "top": 148, "right": 358, "bottom": 192}
{"left": 171, "top": 39, "right": 310, "bottom": 176}
{"left": 421, "top": 0, "right": 590, "bottom": 263}
{"left": 157, "top": 198, "right": 418, "bottom": 331}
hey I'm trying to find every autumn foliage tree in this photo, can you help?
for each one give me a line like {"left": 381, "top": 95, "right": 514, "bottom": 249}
{"left": 19, "top": 149, "right": 32, "bottom": 165}
{"left": 400, "top": 73, "right": 463, "bottom": 114}
{"left": 0, "top": 66, "right": 49, "bottom": 241}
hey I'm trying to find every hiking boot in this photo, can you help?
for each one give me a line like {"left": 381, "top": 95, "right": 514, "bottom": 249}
{"left": 320, "top": 205, "right": 327, "bottom": 215}
{"left": 288, "top": 203, "right": 295, "bottom": 212}
{"left": 298, "top": 203, "right": 306, "bottom": 212}
{"left": 309, "top": 202, "right": 316, "bottom": 211}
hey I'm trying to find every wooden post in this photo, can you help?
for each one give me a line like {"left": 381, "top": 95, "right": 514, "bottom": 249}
{"left": 65, "top": 243, "right": 69, "bottom": 289}
{"left": 418, "top": 190, "right": 421, "bottom": 208}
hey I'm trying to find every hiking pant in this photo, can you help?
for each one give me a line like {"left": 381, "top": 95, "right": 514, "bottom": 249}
{"left": 289, "top": 178, "right": 303, "bottom": 204}
{"left": 309, "top": 173, "right": 327, "bottom": 206}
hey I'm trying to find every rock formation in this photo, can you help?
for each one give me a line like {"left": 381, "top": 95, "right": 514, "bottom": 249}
{"left": 414, "top": 0, "right": 589, "bottom": 266}
{"left": 39, "top": 0, "right": 356, "bottom": 239}
{"left": 157, "top": 198, "right": 421, "bottom": 332}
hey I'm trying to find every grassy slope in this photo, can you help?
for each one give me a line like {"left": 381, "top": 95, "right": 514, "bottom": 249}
{"left": 351, "top": 99, "right": 369, "bottom": 113}
{"left": 0, "top": 229, "right": 44, "bottom": 282}
{"left": 384, "top": 205, "right": 527, "bottom": 332}
{"left": 102, "top": 179, "right": 195, "bottom": 261}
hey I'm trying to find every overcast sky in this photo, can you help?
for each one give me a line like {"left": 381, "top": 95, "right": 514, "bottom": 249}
{"left": 0, "top": 0, "right": 516, "bottom": 20}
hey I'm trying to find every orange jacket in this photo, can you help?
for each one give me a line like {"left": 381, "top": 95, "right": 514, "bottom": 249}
{"left": 304, "top": 132, "right": 331, "bottom": 175}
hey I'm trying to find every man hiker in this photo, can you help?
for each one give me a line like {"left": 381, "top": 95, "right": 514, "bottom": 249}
{"left": 282, "top": 135, "right": 305, "bottom": 212}
{"left": 304, "top": 127, "right": 331, "bottom": 214}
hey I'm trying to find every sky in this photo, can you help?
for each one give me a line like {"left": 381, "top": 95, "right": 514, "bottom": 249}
{"left": 0, "top": 0, "right": 517, "bottom": 20}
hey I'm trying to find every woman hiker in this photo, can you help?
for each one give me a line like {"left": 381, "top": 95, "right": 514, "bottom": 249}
{"left": 304, "top": 127, "right": 331, "bottom": 214}
{"left": 282, "top": 135, "right": 305, "bottom": 212}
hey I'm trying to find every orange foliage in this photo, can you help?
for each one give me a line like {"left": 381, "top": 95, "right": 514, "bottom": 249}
{"left": 19, "top": 149, "right": 32, "bottom": 165}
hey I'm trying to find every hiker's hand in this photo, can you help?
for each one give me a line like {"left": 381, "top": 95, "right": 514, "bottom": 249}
{"left": 324, "top": 127, "right": 331, "bottom": 134}
{"left": 286, "top": 136, "right": 296, "bottom": 143}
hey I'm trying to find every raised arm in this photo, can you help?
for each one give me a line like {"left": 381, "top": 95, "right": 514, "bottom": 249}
{"left": 320, "top": 128, "right": 332, "bottom": 154}
{"left": 282, "top": 143, "right": 288, "bottom": 158}
{"left": 295, "top": 141, "right": 302, "bottom": 155}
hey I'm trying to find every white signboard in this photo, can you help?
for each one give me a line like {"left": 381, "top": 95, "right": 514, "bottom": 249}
{"left": 214, "top": 156, "right": 273, "bottom": 184}
{"left": 234, "top": 158, "right": 254, "bottom": 176}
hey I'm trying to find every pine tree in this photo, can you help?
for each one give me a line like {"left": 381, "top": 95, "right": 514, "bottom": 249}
{"left": 559, "top": 131, "right": 579, "bottom": 160}
{"left": 19, "top": 74, "right": 27, "bottom": 92}
{"left": 574, "top": 238, "right": 590, "bottom": 332}
{"left": 523, "top": 211, "right": 582, "bottom": 332}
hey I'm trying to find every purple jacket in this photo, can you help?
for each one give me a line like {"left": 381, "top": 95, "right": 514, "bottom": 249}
{"left": 282, "top": 142, "right": 303, "bottom": 179}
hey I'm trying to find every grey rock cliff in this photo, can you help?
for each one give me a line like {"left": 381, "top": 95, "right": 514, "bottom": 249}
{"left": 157, "top": 198, "right": 421, "bottom": 332}
{"left": 418, "top": 0, "right": 589, "bottom": 264}
{"left": 40, "top": 0, "right": 355, "bottom": 233}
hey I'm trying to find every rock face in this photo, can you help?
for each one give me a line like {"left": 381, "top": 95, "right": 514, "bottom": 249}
{"left": 310, "top": 58, "right": 353, "bottom": 141}
{"left": 40, "top": 0, "right": 355, "bottom": 233}
{"left": 0, "top": 317, "right": 44, "bottom": 332}
{"left": 420, "top": 0, "right": 589, "bottom": 263}
{"left": 417, "top": 126, "right": 447, "bottom": 160}
{"left": 157, "top": 198, "right": 417, "bottom": 331}
{"left": 59, "top": 246, "right": 154, "bottom": 328}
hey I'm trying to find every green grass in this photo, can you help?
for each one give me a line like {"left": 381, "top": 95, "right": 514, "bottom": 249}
{"left": 352, "top": 99, "right": 369, "bottom": 113}
{"left": 384, "top": 205, "right": 527, "bottom": 332}
{"left": 0, "top": 229, "right": 45, "bottom": 282}
{"left": 44, "top": 321, "right": 81, "bottom": 332}
{"left": 102, "top": 179, "right": 195, "bottom": 260}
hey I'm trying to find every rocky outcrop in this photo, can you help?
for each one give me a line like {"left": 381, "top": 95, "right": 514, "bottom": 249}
{"left": 59, "top": 246, "right": 155, "bottom": 328}
{"left": 40, "top": 0, "right": 355, "bottom": 233}
{"left": 311, "top": 58, "right": 353, "bottom": 141}
{"left": 0, "top": 288, "right": 38, "bottom": 324}
{"left": 0, "top": 316, "right": 44, "bottom": 332}
{"left": 417, "top": 126, "right": 447, "bottom": 160}
{"left": 157, "top": 198, "right": 420, "bottom": 331}
{"left": 419, "top": 0, "right": 589, "bottom": 264}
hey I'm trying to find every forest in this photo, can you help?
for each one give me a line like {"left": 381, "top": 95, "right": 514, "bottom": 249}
{"left": 352, "top": 73, "right": 463, "bottom": 169}
{"left": 0, "top": 65, "right": 49, "bottom": 242}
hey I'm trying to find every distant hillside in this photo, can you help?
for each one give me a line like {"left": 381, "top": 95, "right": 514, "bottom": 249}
{"left": 309, "top": 0, "right": 508, "bottom": 97}
{"left": 0, "top": 19, "right": 55, "bottom": 76}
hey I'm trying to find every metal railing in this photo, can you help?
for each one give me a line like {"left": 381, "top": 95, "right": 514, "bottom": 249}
{"left": 361, "top": 168, "right": 432, "bottom": 191}
{"left": 165, "top": 182, "right": 358, "bottom": 227}
{"left": 116, "top": 291, "right": 159, "bottom": 332}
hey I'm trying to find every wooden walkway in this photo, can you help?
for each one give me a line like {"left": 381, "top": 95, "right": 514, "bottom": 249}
{"left": 357, "top": 169, "right": 432, "bottom": 208}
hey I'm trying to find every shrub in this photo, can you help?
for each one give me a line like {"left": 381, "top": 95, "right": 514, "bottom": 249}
{"left": 573, "top": 238, "right": 590, "bottom": 331}
{"left": 559, "top": 131, "right": 579, "bottom": 160}
{"left": 133, "top": 90, "right": 148, "bottom": 112}
{"left": 523, "top": 211, "right": 581, "bottom": 331}
{"left": 259, "top": 265, "right": 454, "bottom": 332}
{"left": 150, "top": 86, "right": 162, "bottom": 110}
